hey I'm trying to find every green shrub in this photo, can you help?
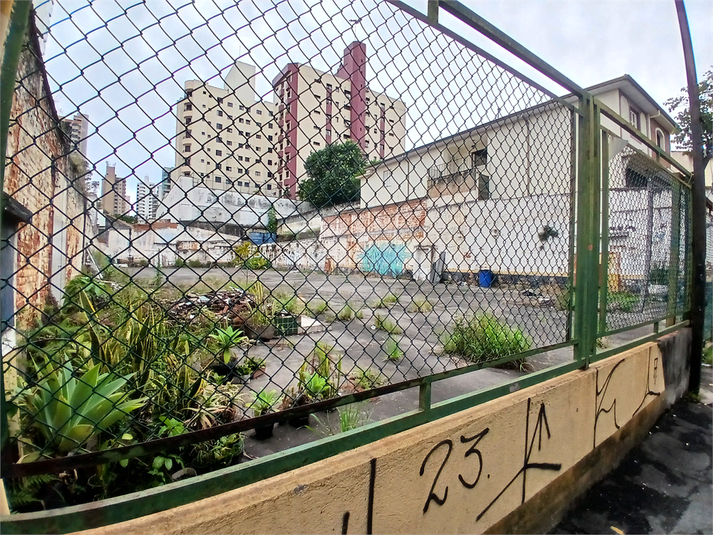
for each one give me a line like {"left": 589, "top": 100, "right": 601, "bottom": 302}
{"left": 373, "top": 293, "right": 399, "bottom": 309}
{"left": 383, "top": 336, "right": 403, "bottom": 361}
{"left": 408, "top": 296, "right": 433, "bottom": 313}
{"left": 336, "top": 304, "right": 356, "bottom": 321}
{"left": 374, "top": 314, "right": 402, "bottom": 334}
{"left": 351, "top": 368, "right": 386, "bottom": 390}
{"left": 306, "top": 299, "right": 328, "bottom": 317}
{"left": 608, "top": 291, "right": 639, "bottom": 313}
{"left": 443, "top": 313, "right": 531, "bottom": 367}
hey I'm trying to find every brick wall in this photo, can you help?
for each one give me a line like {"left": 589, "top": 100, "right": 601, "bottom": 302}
{"left": 4, "top": 22, "right": 86, "bottom": 329}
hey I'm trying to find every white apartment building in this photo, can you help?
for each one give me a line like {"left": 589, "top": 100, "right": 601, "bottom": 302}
{"left": 136, "top": 180, "right": 159, "bottom": 222}
{"left": 173, "top": 43, "right": 407, "bottom": 200}
{"left": 174, "top": 62, "right": 280, "bottom": 196}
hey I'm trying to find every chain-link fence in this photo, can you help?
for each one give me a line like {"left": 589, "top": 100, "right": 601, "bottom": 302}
{"left": 0, "top": 0, "right": 692, "bottom": 513}
{"left": 600, "top": 142, "right": 691, "bottom": 335}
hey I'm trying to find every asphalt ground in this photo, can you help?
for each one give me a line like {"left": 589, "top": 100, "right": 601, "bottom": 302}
{"left": 552, "top": 366, "right": 713, "bottom": 535}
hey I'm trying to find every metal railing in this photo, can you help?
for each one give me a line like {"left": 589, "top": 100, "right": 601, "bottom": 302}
{"left": 0, "top": 0, "right": 691, "bottom": 529}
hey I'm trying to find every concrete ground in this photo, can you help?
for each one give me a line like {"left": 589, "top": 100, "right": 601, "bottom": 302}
{"left": 552, "top": 365, "right": 713, "bottom": 535}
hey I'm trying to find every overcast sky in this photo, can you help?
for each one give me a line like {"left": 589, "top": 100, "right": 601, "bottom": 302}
{"left": 42, "top": 0, "right": 712, "bottom": 206}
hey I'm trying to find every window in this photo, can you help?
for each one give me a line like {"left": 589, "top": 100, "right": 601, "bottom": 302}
{"left": 267, "top": 148, "right": 273, "bottom": 153}
{"left": 383, "top": 171, "right": 393, "bottom": 188}
{"left": 200, "top": 158, "right": 204, "bottom": 163}
{"left": 268, "top": 159, "right": 273, "bottom": 165}
{"left": 238, "top": 156, "right": 243, "bottom": 161}
{"left": 472, "top": 148, "right": 487, "bottom": 167}
{"left": 238, "top": 143, "right": 243, "bottom": 149}
{"left": 239, "top": 118, "right": 244, "bottom": 124}
{"left": 268, "top": 123, "right": 273, "bottom": 129}
{"left": 256, "top": 146, "right": 262, "bottom": 152}
{"left": 269, "top": 111, "right": 274, "bottom": 116}
{"left": 216, "top": 123, "right": 223, "bottom": 130}
{"left": 365, "top": 141, "right": 369, "bottom": 148}
{"left": 246, "top": 120, "right": 251, "bottom": 125}
{"left": 239, "top": 105, "right": 245, "bottom": 111}
{"left": 217, "top": 137, "right": 223, "bottom": 143}
{"left": 184, "top": 103, "right": 192, "bottom": 111}
{"left": 185, "top": 117, "right": 192, "bottom": 125}
{"left": 478, "top": 174, "right": 490, "bottom": 200}
{"left": 326, "top": 129, "right": 332, "bottom": 136}
{"left": 314, "top": 110, "right": 321, "bottom": 115}
{"left": 184, "top": 157, "right": 190, "bottom": 165}
{"left": 245, "top": 157, "right": 250, "bottom": 162}
{"left": 255, "top": 171, "right": 261, "bottom": 177}
{"left": 629, "top": 107, "right": 640, "bottom": 129}
{"left": 373, "top": 128, "right": 377, "bottom": 134}
{"left": 186, "top": 90, "right": 193, "bottom": 97}
{"left": 326, "top": 83, "right": 332, "bottom": 90}
{"left": 217, "top": 97, "right": 223, "bottom": 104}
{"left": 656, "top": 130, "right": 665, "bottom": 149}
{"left": 256, "top": 134, "right": 262, "bottom": 139}
{"left": 216, "top": 163, "right": 221, "bottom": 170}
{"left": 314, "top": 141, "right": 321, "bottom": 147}
{"left": 256, "top": 109, "right": 262, "bottom": 115}
{"left": 207, "top": 121, "right": 211, "bottom": 126}
{"left": 201, "top": 131, "right": 205, "bottom": 136}
{"left": 343, "top": 134, "right": 350, "bottom": 139}
{"left": 256, "top": 121, "right": 261, "bottom": 126}
{"left": 237, "top": 168, "right": 243, "bottom": 173}
{"left": 344, "top": 104, "right": 351, "bottom": 110}
{"left": 267, "top": 184, "right": 272, "bottom": 190}
{"left": 215, "top": 150, "right": 222, "bottom": 156}
{"left": 267, "top": 135, "right": 273, "bottom": 141}
{"left": 268, "top": 172, "right": 273, "bottom": 178}
{"left": 227, "top": 140, "right": 233, "bottom": 146}
{"left": 215, "top": 176, "right": 222, "bottom": 183}
{"left": 217, "top": 110, "right": 223, "bottom": 117}
{"left": 344, "top": 120, "right": 351, "bottom": 126}
{"left": 227, "top": 102, "right": 233, "bottom": 108}
{"left": 344, "top": 89, "right": 351, "bottom": 96}
{"left": 185, "top": 130, "right": 192, "bottom": 138}
{"left": 184, "top": 144, "right": 191, "bottom": 152}
{"left": 226, "top": 166, "right": 232, "bottom": 171}
{"left": 227, "top": 127, "right": 233, "bottom": 133}
{"left": 237, "top": 181, "right": 243, "bottom": 187}
{"left": 227, "top": 178, "right": 232, "bottom": 184}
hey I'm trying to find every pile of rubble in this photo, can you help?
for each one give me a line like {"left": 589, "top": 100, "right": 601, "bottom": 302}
{"left": 165, "top": 289, "right": 258, "bottom": 325}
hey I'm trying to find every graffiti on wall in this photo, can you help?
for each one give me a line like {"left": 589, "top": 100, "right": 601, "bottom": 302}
{"left": 359, "top": 242, "right": 410, "bottom": 276}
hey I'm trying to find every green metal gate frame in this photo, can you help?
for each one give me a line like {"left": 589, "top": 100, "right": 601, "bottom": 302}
{"left": 0, "top": 0, "right": 693, "bottom": 531}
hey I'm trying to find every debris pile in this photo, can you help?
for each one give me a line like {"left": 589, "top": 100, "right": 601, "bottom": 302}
{"left": 165, "top": 289, "right": 258, "bottom": 325}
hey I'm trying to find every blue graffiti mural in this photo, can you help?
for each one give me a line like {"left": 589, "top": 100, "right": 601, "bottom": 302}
{"left": 359, "top": 243, "right": 410, "bottom": 276}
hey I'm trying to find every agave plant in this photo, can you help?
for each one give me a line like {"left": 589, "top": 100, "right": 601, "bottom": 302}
{"left": 25, "top": 360, "right": 146, "bottom": 453}
{"left": 248, "top": 389, "right": 282, "bottom": 417}
{"left": 208, "top": 326, "right": 249, "bottom": 364}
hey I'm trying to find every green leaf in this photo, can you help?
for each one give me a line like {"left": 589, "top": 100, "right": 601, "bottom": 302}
{"left": 152, "top": 457, "right": 165, "bottom": 470}
{"left": 119, "top": 459, "right": 129, "bottom": 468}
{"left": 165, "top": 458, "right": 173, "bottom": 471}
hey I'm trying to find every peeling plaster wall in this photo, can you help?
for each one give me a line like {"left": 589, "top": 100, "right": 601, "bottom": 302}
{"left": 76, "top": 343, "right": 672, "bottom": 535}
{"left": 4, "top": 28, "right": 86, "bottom": 328}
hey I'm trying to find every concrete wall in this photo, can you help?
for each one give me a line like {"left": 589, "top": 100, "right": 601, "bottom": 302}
{"left": 68, "top": 335, "right": 693, "bottom": 535}
{"left": 4, "top": 21, "right": 86, "bottom": 328}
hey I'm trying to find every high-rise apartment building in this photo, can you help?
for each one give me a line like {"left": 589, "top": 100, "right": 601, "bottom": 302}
{"left": 32, "top": 0, "right": 55, "bottom": 55}
{"left": 61, "top": 113, "right": 91, "bottom": 184}
{"left": 136, "top": 180, "right": 159, "bottom": 222}
{"left": 174, "top": 62, "right": 279, "bottom": 196}
{"left": 173, "top": 43, "right": 407, "bottom": 199}
{"left": 273, "top": 42, "right": 407, "bottom": 197}
{"left": 101, "top": 164, "right": 128, "bottom": 216}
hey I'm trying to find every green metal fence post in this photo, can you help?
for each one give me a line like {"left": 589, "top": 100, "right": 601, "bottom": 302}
{"left": 667, "top": 182, "right": 681, "bottom": 326}
{"left": 598, "top": 130, "right": 610, "bottom": 336}
{"left": 573, "top": 95, "right": 601, "bottom": 367}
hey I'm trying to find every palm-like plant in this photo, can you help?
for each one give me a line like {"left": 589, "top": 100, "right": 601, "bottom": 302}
{"left": 25, "top": 360, "right": 146, "bottom": 453}
{"left": 208, "top": 326, "right": 248, "bottom": 364}
{"left": 248, "top": 390, "right": 282, "bottom": 417}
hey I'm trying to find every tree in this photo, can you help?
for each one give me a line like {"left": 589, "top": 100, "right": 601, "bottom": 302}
{"left": 665, "top": 68, "right": 712, "bottom": 166}
{"left": 298, "top": 141, "right": 367, "bottom": 208}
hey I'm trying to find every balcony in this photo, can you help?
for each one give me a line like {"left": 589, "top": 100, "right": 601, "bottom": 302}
{"left": 427, "top": 157, "right": 485, "bottom": 188}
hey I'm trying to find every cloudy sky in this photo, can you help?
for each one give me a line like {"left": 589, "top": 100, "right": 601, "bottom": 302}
{"left": 40, "top": 0, "right": 712, "bottom": 206}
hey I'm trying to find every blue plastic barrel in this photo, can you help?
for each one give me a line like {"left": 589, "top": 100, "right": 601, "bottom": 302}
{"left": 479, "top": 269, "right": 495, "bottom": 288}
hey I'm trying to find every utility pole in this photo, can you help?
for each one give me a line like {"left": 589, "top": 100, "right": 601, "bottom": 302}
{"left": 674, "top": 0, "right": 705, "bottom": 393}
